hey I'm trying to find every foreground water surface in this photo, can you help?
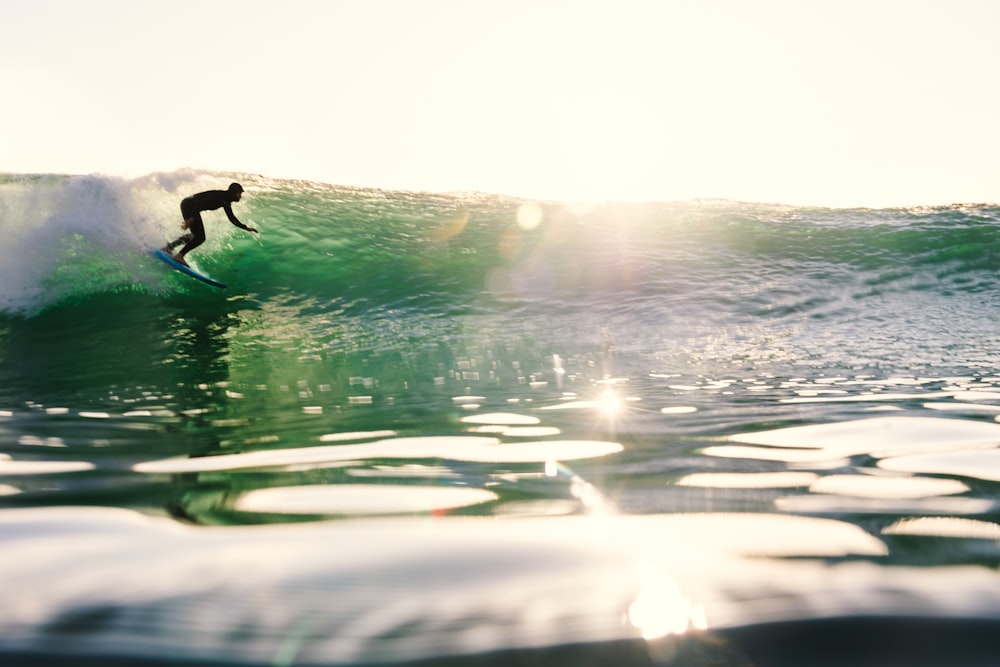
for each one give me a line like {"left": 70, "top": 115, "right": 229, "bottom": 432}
{"left": 4, "top": 172, "right": 1000, "bottom": 664}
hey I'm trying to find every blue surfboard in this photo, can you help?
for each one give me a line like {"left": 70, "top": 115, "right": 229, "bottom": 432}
{"left": 152, "top": 250, "right": 227, "bottom": 289}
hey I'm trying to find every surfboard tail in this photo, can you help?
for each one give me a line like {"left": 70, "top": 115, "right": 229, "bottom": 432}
{"left": 152, "top": 250, "right": 227, "bottom": 289}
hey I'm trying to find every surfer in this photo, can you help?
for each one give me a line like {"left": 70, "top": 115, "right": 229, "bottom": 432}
{"left": 163, "top": 183, "right": 257, "bottom": 266}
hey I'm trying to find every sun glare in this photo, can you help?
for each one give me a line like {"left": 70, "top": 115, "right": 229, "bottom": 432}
{"left": 596, "top": 388, "right": 627, "bottom": 420}
{"left": 364, "top": 2, "right": 1000, "bottom": 205}
{"left": 628, "top": 562, "right": 708, "bottom": 640}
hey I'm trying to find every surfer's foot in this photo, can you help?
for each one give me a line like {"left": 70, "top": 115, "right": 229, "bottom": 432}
{"left": 173, "top": 254, "right": 190, "bottom": 267}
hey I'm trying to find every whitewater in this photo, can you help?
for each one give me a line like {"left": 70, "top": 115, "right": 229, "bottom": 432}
{"left": 4, "top": 169, "right": 1000, "bottom": 665}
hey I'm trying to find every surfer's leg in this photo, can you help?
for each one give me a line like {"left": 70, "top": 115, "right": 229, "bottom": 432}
{"left": 163, "top": 233, "right": 192, "bottom": 252}
{"left": 174, "top": 214, "right": 205, "bottom": 266}
{"left": 163, "top": 204, "right": 197, "bottom": 253}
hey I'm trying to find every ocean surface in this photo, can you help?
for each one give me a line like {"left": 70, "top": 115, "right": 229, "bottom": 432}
{"left": 4, "top": 170, "right": 1000, "bottom": 665}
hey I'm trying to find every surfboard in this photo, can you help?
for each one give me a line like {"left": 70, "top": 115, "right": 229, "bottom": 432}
{"left": 152, "top": 249, "right": 227, "bottom": 289}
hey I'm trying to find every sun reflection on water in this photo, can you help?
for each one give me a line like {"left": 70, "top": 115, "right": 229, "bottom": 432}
{"left": 627, "top": 562, "right": 708, "bottom": 640}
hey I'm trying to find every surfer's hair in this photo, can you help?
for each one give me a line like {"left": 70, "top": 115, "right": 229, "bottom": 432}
{"left": 229, "top": 182, "right": 244, "bottom": 193}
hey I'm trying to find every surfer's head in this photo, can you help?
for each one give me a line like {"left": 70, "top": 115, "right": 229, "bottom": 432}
{"left": 229, "top": 182, "right": 244, "bottom": 201}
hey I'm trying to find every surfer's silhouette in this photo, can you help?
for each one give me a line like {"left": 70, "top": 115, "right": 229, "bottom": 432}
{"left": 163, "top": 182, "right": 257, "bottom": 266}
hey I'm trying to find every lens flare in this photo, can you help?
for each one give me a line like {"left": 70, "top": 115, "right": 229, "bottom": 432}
{"left": 515, "top": 202, "right": 543, "bottom": 230}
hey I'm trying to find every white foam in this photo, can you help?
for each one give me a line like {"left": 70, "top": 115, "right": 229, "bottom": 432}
{"left": 0, "top": 170, "right": 226, "bottom": 313}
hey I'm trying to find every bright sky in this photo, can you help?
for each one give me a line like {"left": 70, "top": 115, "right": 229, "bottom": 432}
{"left": 3, "top": 0, "right": 1000, "bottom": 206}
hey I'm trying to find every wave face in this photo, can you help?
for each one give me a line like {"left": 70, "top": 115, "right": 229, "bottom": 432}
{"left": 6, "top": 172, "right": 1000, "bottom": 308}
{"left": 4, "top": 170, "right": 1000, "bottom": 373}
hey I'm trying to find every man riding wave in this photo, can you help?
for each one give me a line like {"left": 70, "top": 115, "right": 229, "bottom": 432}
{"left": 163, "top": 182, "right": 257, "bottom": 266}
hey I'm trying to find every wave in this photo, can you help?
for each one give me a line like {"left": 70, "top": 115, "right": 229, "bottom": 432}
{"left": 0, "top": 171, "right": 243, "bottom": 314}
{"left": 2, "top": 170, "right": 1000, "bottom": 317}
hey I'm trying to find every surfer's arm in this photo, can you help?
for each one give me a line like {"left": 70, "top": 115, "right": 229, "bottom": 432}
{"left": 224, "top": 204, "right": 259, "bottom": 234}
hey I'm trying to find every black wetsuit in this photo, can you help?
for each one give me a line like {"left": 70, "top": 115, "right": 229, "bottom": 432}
{"left": 166, "top": 190, "right": 245, "bottom": 256}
